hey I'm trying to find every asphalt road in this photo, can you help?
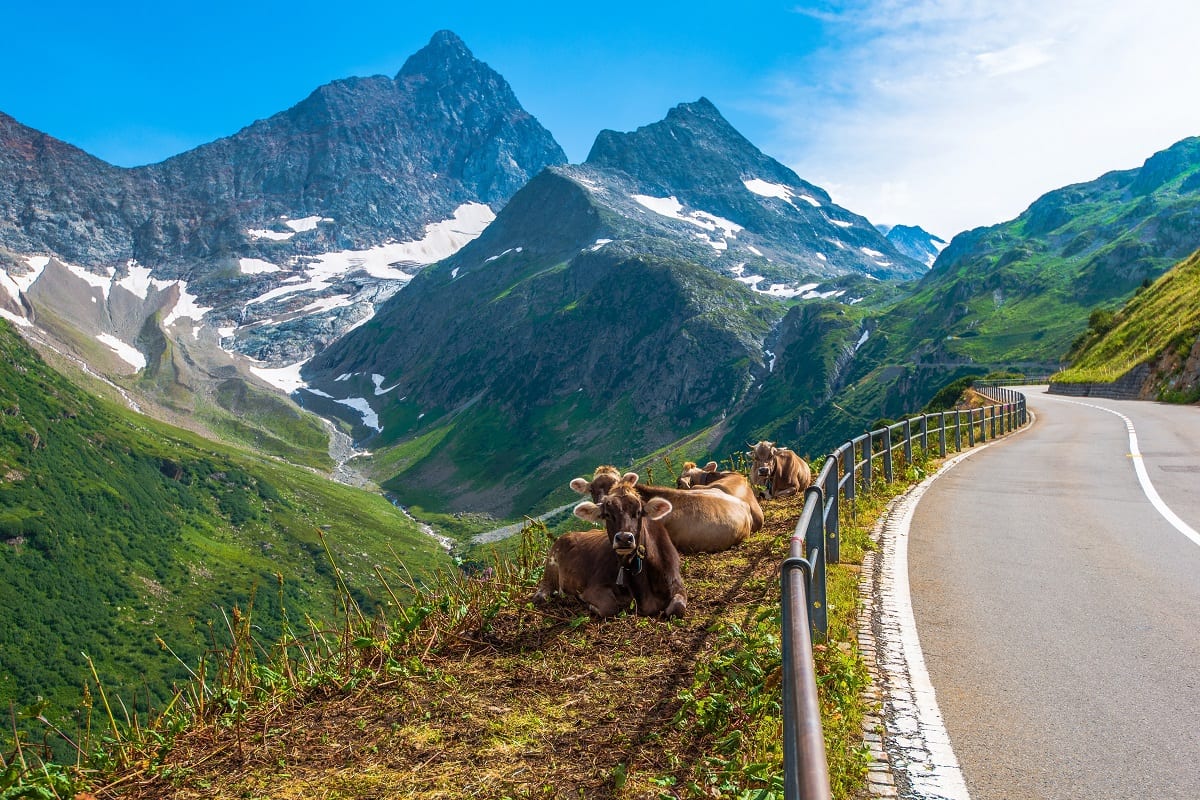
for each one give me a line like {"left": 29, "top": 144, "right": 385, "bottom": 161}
{"left": 908, "top": 388, "right": 1200, "bottom": 799}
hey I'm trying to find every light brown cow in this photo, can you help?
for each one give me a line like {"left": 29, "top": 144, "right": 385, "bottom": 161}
{"left": 534, "top": 476, "right": 685, "bottom": 618}
{"left": 570, "top": 466, "right": 753, "bottom": 553}
{"left": 675, "top": 461, "right": 764, "bottom": 532}
{"left": 749, "top": 441, "right": 813, "bottom": 499}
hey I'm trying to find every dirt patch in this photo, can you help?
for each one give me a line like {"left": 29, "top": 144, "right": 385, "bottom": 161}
{"left": 99, "top": 497, "right": 805, "bottom": 800}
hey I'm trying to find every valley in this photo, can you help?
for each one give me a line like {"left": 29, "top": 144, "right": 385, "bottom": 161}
{"left": 1, "top": 27, "right": 1198, "bottom": 780}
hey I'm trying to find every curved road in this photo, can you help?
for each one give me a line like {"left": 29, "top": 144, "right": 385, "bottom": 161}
{"left": 907, "top": 388, "right": 1200, "bottom": 799}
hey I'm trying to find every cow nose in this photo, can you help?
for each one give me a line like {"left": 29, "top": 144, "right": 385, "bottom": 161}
{"left": 613, "top": 531, "right": 636, "bottom": 551}
{"left": 757, "top": 467, "right": 770, "bottom": 477}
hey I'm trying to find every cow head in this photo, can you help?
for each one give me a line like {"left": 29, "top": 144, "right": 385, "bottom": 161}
{"left": 570, "top": 465, "right": 639, "bottom": 503}
{"left": 750, "top": 441, "right": 779, "bottom": 482}
{"left": 574, "top": 474, "right": 671, "bottom": 555}
{"left": 676, "top": 460, "right": 720, "bottom": 489}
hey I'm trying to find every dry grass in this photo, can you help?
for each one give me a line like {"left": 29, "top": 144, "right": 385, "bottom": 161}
{"left": 94, "top": 497, "right": 811, "bottom": 800}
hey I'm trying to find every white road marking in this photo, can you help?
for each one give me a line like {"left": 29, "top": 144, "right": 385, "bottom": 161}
{"left": 1042, "top": 396, "right": 1200, "bottom": 548}
{"left": 879, "top": 447, "right": 981, "bottom": 800}
{"left": 876, "top": 401, "right": 1036, "bottom": 799}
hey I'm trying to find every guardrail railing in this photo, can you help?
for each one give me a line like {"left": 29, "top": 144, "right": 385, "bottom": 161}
{"left": 781, "top": 384, "right": 1030, "bottom": 800}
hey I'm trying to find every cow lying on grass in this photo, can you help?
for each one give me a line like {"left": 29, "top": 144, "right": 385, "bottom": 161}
{"left": 675, "top": 461, "right": 764, "bottom": 532}
{"left": 749, "top": 441, "right": 813, "bottom": 499}
{"left": 533, "top": 475, "right": 685, "bottom": 618}
{"left": 570, "top": 466, "right": 754, "bottom": 553}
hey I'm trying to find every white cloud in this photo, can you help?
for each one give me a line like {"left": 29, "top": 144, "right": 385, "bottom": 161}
{"left": 765, "top": 1, "right": 1200, "bottom": 239}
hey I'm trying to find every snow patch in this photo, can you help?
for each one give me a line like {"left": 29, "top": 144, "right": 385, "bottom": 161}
{"left": 247, "top": 228, "right": 295, "bottom": 241}
{"left": 632, "top": 195, "right": 742, "bottom": 240}
{"left": 485, "top": 246, "right": 523, "bottom": 263}
{"left": 239, "top": 258, "right": 281, "bottom": 275}
{"left": 96, "top": 334, "right": 146, "bottom": 371}
{"left": 816, "top": 253, "right": 827, "bottom": 261}
{"left": 589, "top": 238, "right": 613, "bottom": 251}
{"left": 162, "top": 282, "right": 212, "bottom": 335}
{"left": 743, "top": 178, "right": 822, "bottom": 210}
{"left": 1, "top": 256, "right": 48, "bottom": 301}
{"left": 116, "top": 262, "right": 154, "bottom": 299}
{"left": 450, "top": 267, "right": 460, "bottom": 279}
{"left": 855, "top": 329, "right": 871, "bottom": 351}
{"left": 65, "top": 262, "right": 114, "bottom": 299}
{"left": 251, "top": 360, "right": 308, "bottom": 393}
{"left": 828, "top": 218, "right": 853, "bottom": 228}
{"left": 860, "top": 247, "right": 885, "bottom": 258}
{"left": 284, "top": 216, "right": 332, "bottom": 233}
{"left": 747, "top": 245, "right": 764, "bottom": 257}
{"left": 0, "top": 308, "right": 30, "bottom": 327}
{"left": 372, "top": 374, "right": 401, "bottom": 395}
{"left": 297, "top": 295, "right": 355, "bottom": 315}
{"left": 245, "top": 202, "right": 493, "bottom": 307}
{"left": 337, "top": 397, "right": 381, "bottom": 432}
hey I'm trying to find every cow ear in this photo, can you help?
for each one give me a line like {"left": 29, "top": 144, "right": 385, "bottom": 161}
{"left": 703, "top": 461, "right": 718, "bottom": 472}
{"left": 645, "top": 497, "right": 672, "bottom": 520}
{"left": 621, "top": 471, "right": 639, "bottom": 486}
{"left": 569, "top": 478, "right": 591, "bottom": 495}
{"left": 771, "top": 446, "right": 780, "bottom": 456}
{"left": 573, "top": 501, "right": 602, "bottom": 522}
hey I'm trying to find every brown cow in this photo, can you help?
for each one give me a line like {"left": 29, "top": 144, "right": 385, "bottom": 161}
{"left": 570, "top": 466, "right": 754, "bottom": 553}
{"left": 534, "top": 476, "right": 685, "bottom": 618}
{"left": 750, "top": 441, "right": 813, "bottom": 499}
{"left": 676, "top": 461, "right": 764, "bottom": 533}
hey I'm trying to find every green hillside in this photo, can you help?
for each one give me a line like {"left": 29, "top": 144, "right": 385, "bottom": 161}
{"left": 1054, "top": 248, "right": 1200, "bottom": 397}
{"left": 890, "top": 136, "right": 1200, "bottom": 366}
{"left": 750, "top": 137, "right": 1200, "bottom": 456}
{"left": 0, "top": 320, "right": 451, "bottom": 746}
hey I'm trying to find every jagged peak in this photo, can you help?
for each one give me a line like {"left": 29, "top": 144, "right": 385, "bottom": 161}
{"left": 396, "top": 30, "right": 479, "bottom": 81}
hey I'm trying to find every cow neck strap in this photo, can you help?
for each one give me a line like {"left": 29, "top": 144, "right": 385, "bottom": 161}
{"left": 615, "top": 510, "right": 647, "bottom": 587}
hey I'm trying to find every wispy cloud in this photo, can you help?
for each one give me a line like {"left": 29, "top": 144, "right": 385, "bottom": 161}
{"left": 759, "top": 0, "right": 1200, "bottom": 238}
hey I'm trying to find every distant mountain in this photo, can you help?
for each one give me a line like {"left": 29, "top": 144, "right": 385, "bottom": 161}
{"left": 753, "top": 135, "right": 1200, "bottom": 456}
{"left": 877, "top": 224, "right": 946, "bottom": 267}
{"left": 582, "top": 98, "right": 924, "bottom": 284}
{"left": 896, "top": 135, "right": 1200, "bottom": 365}
{"left": 0, "top": 318, "right": 448, "bottom": 745}
{"left": 0, "top": 31, "right": 565, "bottom": 450}
{"left": 303, "top": 99, "right": 910, "bottom": 515}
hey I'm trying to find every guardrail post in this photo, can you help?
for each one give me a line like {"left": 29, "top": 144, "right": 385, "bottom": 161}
{"left": 938, "top": 412, "right": 947, "bottom": 457}
{"left": 862, "top": 435, "right": 872, "bottom": 491}
{"left": 967, "top": 410, "right": 975, "bottom": 447}
{"left": 844, "top": 446, "right": 856, "bottom": 504}
{"left": 804, "top": 486, "right": 827, "bottom": 639}
{"left": 883, "top": 426, "right": 893, "bottom": 482}
{"left": 990, "top": 405, "right": 997, "bottom": 439}
{"left": 824, "top": 455, "right": 840, "bottom": 565}
{"left": 920, "top": 414, "right": 929, "bottom": 453}
{"left": 903, "top": 418, "right": 913, "bottom": 468}
{"left": 954, "top": 410, "right": 963, "bottom": 451}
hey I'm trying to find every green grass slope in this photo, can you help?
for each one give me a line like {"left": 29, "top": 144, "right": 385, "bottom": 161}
{"left": 0, "top": 320, "right": 450, "bottom": 746}
{"left": 1054, "top": 248, "right": 1200, "bottom": 398}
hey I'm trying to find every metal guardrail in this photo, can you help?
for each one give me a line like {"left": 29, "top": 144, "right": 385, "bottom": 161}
{"left": 780, "top": 384, "right": 1030, "bottom": 800}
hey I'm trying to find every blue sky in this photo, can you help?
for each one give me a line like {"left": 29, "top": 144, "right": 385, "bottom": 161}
{"left": 5, "top": 1, "right": 1200, "bottom": 239}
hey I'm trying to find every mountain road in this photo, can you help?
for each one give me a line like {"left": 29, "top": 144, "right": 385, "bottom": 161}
{"left": 907, "top": 388, "right": 1200, "bottom": 799}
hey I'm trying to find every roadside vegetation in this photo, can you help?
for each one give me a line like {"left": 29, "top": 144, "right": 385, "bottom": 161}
{"left": 1054, "top": 247, "right": 1200, "bottom": 398}
{"left": 3, "top": 358, "right": 1012, "bottom": 799}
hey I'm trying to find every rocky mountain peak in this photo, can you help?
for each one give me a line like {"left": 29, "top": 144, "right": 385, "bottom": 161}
{"left": 585, "top": 98, "right": 824, "bottom": 202}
